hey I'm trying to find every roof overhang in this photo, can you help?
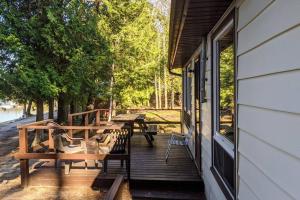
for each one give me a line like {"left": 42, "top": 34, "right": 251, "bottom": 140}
{"left": 168, "top": 0, "right": 232, "bottom": 69}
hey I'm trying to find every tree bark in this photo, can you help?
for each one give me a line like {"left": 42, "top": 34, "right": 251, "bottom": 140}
{"left": 163, "top": 64, "right": 168, "bottom": 109}
{"left": 70, "top": 100, "right": 76, "bottom": 114}
{"left": 48, "top": 98, "right": 54, "bottom": 119}
{"left": 163, "top": 34, "right": 168, "bottom": 109}
{"left": 155, "top": 74, "right": 158, "bottom": 109}
{"left": 108, "top": 63, "right": 115, "bottom": 121}
{"left": 26, "top": 99, "right": 32, "bottom": 116}
{"left": 158, "top": 71, "right": 162, "bottom": 109}
{"left": 23, "top": 102, "right": 27, "bottom": 117}
{"left": 32, "top": 99, "right": 44, "bottom": 147}
{"left": 57, "top": 93, "right": 69, "bottom": 123}
{"left": 36, "top": 99, "right": 44, "bottom": 121}
{"left": 171, "top": 76, "right": 175, "bottom": 109}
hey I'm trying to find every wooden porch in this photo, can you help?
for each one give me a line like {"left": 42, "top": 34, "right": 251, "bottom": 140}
{"left": 14, "top": 109, "right": 204, "bottom": 199}
{"left": 27, "top": 135, "right": 201, "bottom": 184}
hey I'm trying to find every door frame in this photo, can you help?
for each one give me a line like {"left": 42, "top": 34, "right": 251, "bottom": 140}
{"left": 193, "top": 39, "right": 206, "bottom": 173}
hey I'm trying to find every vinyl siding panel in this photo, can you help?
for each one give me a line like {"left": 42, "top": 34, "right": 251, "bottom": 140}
{"left": 237, "top": 1, "right": 300, "bottom": 200}
{"left": 238, "top": 0, "right": 274, "bottom": 31}
{"left": 238, "top": 0, "right": 300, "bottom": 55}
{"left": 238, "top": 105, "right": 300, "bottom": 159}
{"left": 238, "top": 70, "right": 300, "bottom": 114}
{"left": 238, "top": 178, "right": 260, "bottom": 200}
{"left": 238, "top": 153, "right": 293, "bottom": 200}
{"left": 239, "top": 131, "right": 300, "bottom": 199}
{"left": 203, "top": 160, "right": 227, "bottom": 200}
{"left": 238, "top": 25, "right": 300, "bottom": 79}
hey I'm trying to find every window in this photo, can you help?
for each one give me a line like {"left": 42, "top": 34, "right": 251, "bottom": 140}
{"left": 212, "top": 17, "right": 235, "bottom": 199}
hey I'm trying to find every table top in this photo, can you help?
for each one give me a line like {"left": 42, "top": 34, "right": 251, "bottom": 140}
{"left": 95, "top": 122, "right": 126, "bottom": 134}
{"left": 112, "top": 113, "right": 144, "bottom": 122}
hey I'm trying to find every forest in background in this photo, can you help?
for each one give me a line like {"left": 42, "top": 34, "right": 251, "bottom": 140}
{"left": 0, "top": 0, "right": 182, "bottom": 123}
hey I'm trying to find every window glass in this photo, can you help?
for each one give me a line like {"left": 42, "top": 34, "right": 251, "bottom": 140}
{"left": 217, "top": 29, "right": 234, "bottom": 143}
{"left": 214, "top": 141, "right": 234, "bottom": 192}
{"left": 213, "top": 19, "right": 235, "bottom": 197}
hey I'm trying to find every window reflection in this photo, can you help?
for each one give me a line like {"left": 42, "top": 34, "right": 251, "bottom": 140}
{"left": 217, "top": 30, "right": 234, "bottom": 143}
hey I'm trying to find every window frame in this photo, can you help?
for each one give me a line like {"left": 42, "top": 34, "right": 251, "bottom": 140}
{"left": 210, "top": 11, "right": 236, "bottom": 200}
{"left": 183, "top": 64, "right": 193, "bottom": 128}
{"left": 213, "top": 19, "right": 235, "bottom": 158}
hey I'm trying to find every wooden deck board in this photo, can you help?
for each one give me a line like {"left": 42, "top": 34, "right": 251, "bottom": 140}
{"left": 28, "top": 135, "right": 201, "bottom": 187}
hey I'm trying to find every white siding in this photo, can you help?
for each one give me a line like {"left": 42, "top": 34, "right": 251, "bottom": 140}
{"left": 237, "top": 0, "right": 300, "bottom": 199}
{"left": 238, "top": 25, "right": 300, "bottom": 79}
{"left": 200, "top": 34, "right": 226, "bottom": 200}
{"left": 238, "top": 70, "right": 300, "bottom": 114}
{"left": 238, "top": 0, "right": 274, "bottom": 31}
{"left": 238, "top": 0, "right": 300, "bottom": 55}
{"left": 238, "top": 178, "right": 260, "bottom": 200}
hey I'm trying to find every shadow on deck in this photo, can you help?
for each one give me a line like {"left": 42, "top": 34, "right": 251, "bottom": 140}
{"left": 29, "top": 135, "right": 204, "bottom": 199}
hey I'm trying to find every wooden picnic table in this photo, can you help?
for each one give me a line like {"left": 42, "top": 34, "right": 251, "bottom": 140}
{"left": 112, "top": 114, "right": 143, "bottom": 134}
{"left": 112, "top": 114, "right": 155, "bottom": 146}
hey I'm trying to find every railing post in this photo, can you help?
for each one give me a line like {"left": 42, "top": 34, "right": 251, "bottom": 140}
{"left": 68, "top": 114, "right": 73, "bottom": 138}
{"left": 85, "top": 114, "right": 89, "bottom": 142}
{"left": 19, "top": 128, "right": 29, "bottom": 188}
{"left": 48, "top": 129, "right": 54, "bottom": 151}
{"left": 96, "top": 110, "right": 100, "bottom": 126}
{"left": 180, "top": 110, "right": 183, "bottom": 133}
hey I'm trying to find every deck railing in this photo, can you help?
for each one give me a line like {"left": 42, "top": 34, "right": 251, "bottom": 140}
{"left": 15, "top": 119, "right": 129, "bottom": 187}
{"left": 67, "top": 108, "right": 183, "bottom": 135}
{"left": 15, "top": 108, "right": 182, "bottom": 188}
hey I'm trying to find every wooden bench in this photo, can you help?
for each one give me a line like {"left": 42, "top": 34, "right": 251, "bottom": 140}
{"left": 101, "top": 129, "right": 130, "bottom": 179}
{"left": 103, "top": 175, "right": 124, "bottom": 200}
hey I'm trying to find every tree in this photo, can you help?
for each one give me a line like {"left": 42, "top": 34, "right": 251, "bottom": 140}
{"left": 219, "top": 45, "right": 234, "bottom": 110}
{"left": 0, "top": 0, "right": 111, "bottom": 123}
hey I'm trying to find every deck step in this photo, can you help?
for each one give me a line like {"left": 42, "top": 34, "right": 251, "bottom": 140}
{"left": 130, "top": 179, "right": 205, "bottom": 200}
{"left": 132, "top": 189, "right": 205, "bottom": 200}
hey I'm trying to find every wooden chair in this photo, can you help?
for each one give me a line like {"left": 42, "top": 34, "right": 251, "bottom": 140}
{"left": 165, "top": 127, "right": 194, "bottom": 162}
{"left": 135, "top": 117, "right": 158, "bottom": 146}
{"left": 47, "top": 122, "right": 87, "bottom": 174}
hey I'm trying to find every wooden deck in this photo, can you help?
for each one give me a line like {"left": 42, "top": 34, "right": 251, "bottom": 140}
{"left": 28, "top": 135, "right": 202, "bottom": 186}
{"left": 131, "top": 134, "right": 200, "bottom": 182}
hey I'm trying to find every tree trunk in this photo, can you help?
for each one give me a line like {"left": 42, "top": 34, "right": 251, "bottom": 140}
{"left": 36, "top": 99, "right": 44, "bottom": 121}
{"left": 158, "top": 71, "right": 162, "bottom": 109}
{"left": 163, "top": 64, "right": 168, "bottom": 109}
{"left": 26, "top": 99, "right": 32, "bottom": 116}
{"left": 155, "top": 74, "right": 158, "bottom": 109}
{"left": 23, "top": 102, "right": 27, "bottom": 117}
{"left": 171, "top": 76, "right": 175, "bottom": 109}
{"left": 57, "top": 93, "right": 69, "bottom": 123}
{"left": 48, "top": 98, "right": 54, "bottom": 119}
{"left": 108, "top": 63, "right": 115, "bottom": 121}
{"left": 163, "top": 34, "right": 168, "bottom": 109}
{"left": 32, "top": 99, "right": 44, "bottom": 147}
{"left": 70, "top": 100, "right": 76, "bottom": 114}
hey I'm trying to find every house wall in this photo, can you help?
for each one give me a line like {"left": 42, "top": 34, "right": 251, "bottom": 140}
{"left": 181, "top": 1, "right": 300, "bottom": 199}
{"left": 182, "top": 39, "right": 226, "bottom": 199}
{"left": 183, "top": 61, "right": 196, "bottom": 158}
{"left": 236, "top": 0, "right": 300, "bottom": 199}
{"left": 200, "top": 32, "right": 227, "bottom": 200}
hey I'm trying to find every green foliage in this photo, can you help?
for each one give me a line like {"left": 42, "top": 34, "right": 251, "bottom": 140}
{"left": 0, "top": 0, "right": 111, "bottom": 106}
{"left": 219, "top": 45, "right": 234, "bottom": 110}
{"left": 0, "top": 0, "right": 181, "bottom": 114}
